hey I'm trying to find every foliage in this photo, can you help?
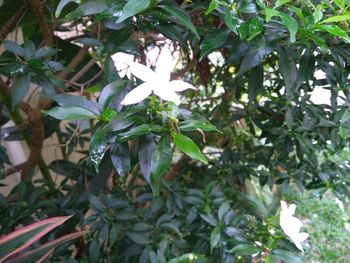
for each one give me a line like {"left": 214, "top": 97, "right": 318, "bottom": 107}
{"left": 0, "top": 216, "right": 84, "bottom": 262}
{"left": 295, "top": 194, "right": 350, "bottom": 262}
{"left": 1, "top": 0, "right": 350, "bottom": 261}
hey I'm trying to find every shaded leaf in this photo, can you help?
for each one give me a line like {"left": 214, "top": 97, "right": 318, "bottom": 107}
{"left": 159, "top": 3, "right": 199, "bottom": 39}
{"left": 12, "top": 73, "right": 31, "bottom": 107}
{"left": 151, "top": 136, "right": 172, "bottom": 195}
{"left": 110, "top": 142, "right": 130, "bottom": 177}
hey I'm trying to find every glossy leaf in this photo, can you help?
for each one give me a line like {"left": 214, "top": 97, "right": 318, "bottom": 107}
{"left": 117, "top": 124, "right": 163, "bottom": 142}
{"left": 173, "top": 133, "right": 208, "bottom": 164}
{"left": 44, "top": 106, "right": 99, "bottom": 120}
{"left": 159, "top": 3, "right": 199, "bottom": 39}
{"left": 150, "top": 136, "right": 172, "bottom": 195}
{"left": 200, "top": 29, "right": 230, "bottom": 60}
{"left": 110, "top": 142, "right": 130, "bottom": 177}
{"left": 65, "top": 0, "right": 108, "bottom": 19}
{"left": 116, "top": 0, "right": 151, "bottom": 23}
{"left": 138, "top": 135, "right": 156, "bottom": 184}
{"left": 98, "top": 80, "right": 127, "bottom": 110}
{"left": 48, "top": 93, "right": 101, "bottom": 115}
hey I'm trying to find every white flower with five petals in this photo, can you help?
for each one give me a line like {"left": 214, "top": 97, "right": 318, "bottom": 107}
{"left": 280, "top": 201, "right": 309, "bottom": 252}
{"left": 120, "top": 62, "right": 196, "bottom": 105}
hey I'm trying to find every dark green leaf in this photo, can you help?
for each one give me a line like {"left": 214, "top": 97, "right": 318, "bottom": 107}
{"left": 150, "top": 136, "right": 172, "bottom": 195}
{"left": 55, "top": 0, "right": 78, "bottom": 17}
{"left": 98, "top": 80, "right": 127, "bottom": 110}
{"left": 138, "top": 135, "right": 156, "bottom": 184}
{"left": 3, "top": 40, "right": 25, "bottom": 57}
{"left": 47, "top": 93, "right": 101, "bottom": 115}
{"left": 248, "top": 64, "right": 263, "bottom": 103}
{"left": 210, "top": 226, "right": 221, "bottom": 253}
{"left": 65, "top": 0, "right": 108, "bottom": 20}
{"left": 44, "top": 106, "right": 99, "bottom": 120}
{"left": 227, "top": 244, "right": 261, "bottom": 255}
{"left": 90, "top": 128, "right": 108, "bottom": 171}
{"left": 117, "top": 124, "right": 163, "bottom": 142}
{"left": 272, "top": 249, "right": 303, "bottom": 263}
{"left": 12, "top": 73, "right": 31, "bottom": 107}
{"left": 116, "top": 0, "right": 151, "bottom": 23}
{"left": 110, "top": 142, "right": 130, "bottom": 177}
{"left": 159, "top": 3, "right": 199, "bottom": 39}
{"left": 200, "top": 29, "right": 230, "bottom": 60}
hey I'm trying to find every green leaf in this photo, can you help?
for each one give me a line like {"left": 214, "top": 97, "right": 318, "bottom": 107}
{"left": 275, "top": 0, "right": 290, "bottom": 8}
{"left": 160, "top": 223, "right": 182, "bottom": 238}
{"left": 227, "top": 244, "right": 262, "bottom": 255}
{"left": 178, "top": 115, "right": 222, "bottom": 133}
{"left": 150, "top": 136, "right": 172, "bottom": 195}
{"left": 126, "top": 231, "right": 150, "bottom": 245}
{"left": 110, "top": 142, "right": 130, "bottom": 177}
{"left": 44, "top": 106, "right": 99, "bottom": 120}
{"left": 89, "top": 128, "right": 108, "bottom": 171}
{"left": 168, "top": 253, "right": 206, "bottom": 263}
{"left": 49, "top": 160, "right": 79, "bottom": 176}
{"left": 138, "top": 135, "right": 156, "bottom": 184}
{"left": 34, "top": 47, "right": 59, "bottom": 58}
{"left": 206, "top": 0, "right": 219, "bottom": 15}
{"left": 3, "top": 40, "right": 25, "bottom": 57}
{"left": 272, "top": 249, "right": 303, "bottom": 263}
{"left": 159, "top": 3, "right": 199, "bottom": 39}
{"left": 200, "top": 29, "right": 230, "bottom": 60}
{"left": 218, "top": 202, "right": 230, "bottom": 221}
{"left": 210, "top": 226, "right": 221, "bottom": 254}
{"left": 65, "top": 0, "right": 108, "bottom": 20}
{"left": 55, "top": 0, "right": 78, "bottom": 17}
{"left": 117, "top": 124, "right": 163, "bottom": 142}
{"left": 321, "top": 14, "right": 350, "bottom": 23}
{"left": 334, "top": 0, "right": 345, "bottom": 9}
{"left": 173, "top": 133, "right": 208, "bottom": 164}
{"left": 279, "top": 13, "right": 298, "bottom": 43}
{"left": 116, "top": 0, "right": 151, "bottom": 23}
{"left": 265, "top": 9, "right": 298, "bottom": 42}
{"left": 265, "top": 8, "right": 280, "bottom": 22}
{"left": 318, "top": 24, "right": 350, "bottom": 43}
{"left": 47, "top": 93, "right": 101, "bottom": 115}
{"left": 98, "top": 80, "right": 127, "bottom": 110}
{"left": 265, "top": 254, "right": 274, "bottom": 263}
{"left": 248, "top": 64, "right": 263, "bottom": 103}
{"left": 12, "top": 73, "right": 31, "bottom": 107}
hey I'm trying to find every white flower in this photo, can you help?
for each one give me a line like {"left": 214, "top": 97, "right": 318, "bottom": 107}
{"left": 120, "top": 62, "right": 196, "bottom": 105}
{"left": 280, "top": 201, "right": 309, "bottom": 252}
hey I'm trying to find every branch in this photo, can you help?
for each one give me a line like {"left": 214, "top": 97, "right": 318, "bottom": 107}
{"left": 0, "top": 4, "right": 28, "bottom": 40}
{"left": 27, "top": 0, "right": 54, "bottom": 46}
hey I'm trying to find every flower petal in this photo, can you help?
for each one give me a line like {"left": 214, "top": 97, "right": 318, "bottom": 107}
{"left": 121, "top": 83, "right": 152, "bottom": 105}
{"left": 168, "top": 80, "right": 196, "bottom": 92}
{"left": 153, "top": 88, "right": 181, "bottom": 105}
{"left": 129, "top": 62, "right": 158, "bottom": 82}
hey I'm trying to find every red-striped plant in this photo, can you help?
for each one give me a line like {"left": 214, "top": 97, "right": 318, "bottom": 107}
{"left": 0, "top": 216, "right": 85, "bottom": 263}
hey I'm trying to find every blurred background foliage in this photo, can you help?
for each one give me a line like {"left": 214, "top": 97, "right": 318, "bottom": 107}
{"left": 1, "top": 0, "right": 350, "bottom": 262}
